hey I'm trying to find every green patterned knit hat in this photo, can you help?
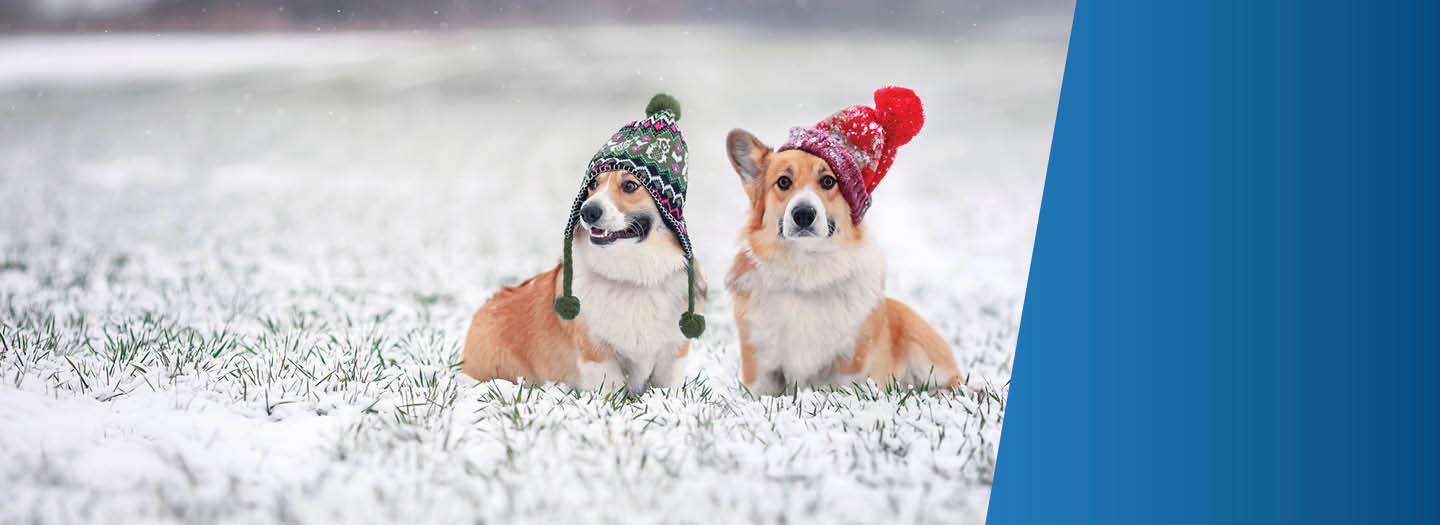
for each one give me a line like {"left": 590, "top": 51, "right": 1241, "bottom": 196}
{"left": 553, "top": 93, "right": 704, "bottom": 339}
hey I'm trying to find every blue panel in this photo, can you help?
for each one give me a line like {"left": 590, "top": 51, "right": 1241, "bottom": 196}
{"left": 988, "top": 1, "right": 1440, "bottom": 523}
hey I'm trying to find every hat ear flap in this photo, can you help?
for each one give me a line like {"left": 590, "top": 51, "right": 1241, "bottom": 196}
{"left": 726, "top": 129, "right": 770, "bottom": 187}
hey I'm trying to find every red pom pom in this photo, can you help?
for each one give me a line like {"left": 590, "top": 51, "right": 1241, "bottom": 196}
{"left": 872, "top": 86, "right": 924, "bottom": 147}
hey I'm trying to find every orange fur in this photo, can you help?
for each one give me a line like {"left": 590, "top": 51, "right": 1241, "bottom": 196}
{"left": 460, "top": 264, "right": 610, "bottom": 384}
{"left": 725, "top": 129, "right": 962, "bottom": 391}
{"left": 461, "top": 170, "right": 695, "bottom": 388}
{"left": 824, "top": 299, "right": 961, "bottom": 388}
{"left": 726, "top": 252, "right": 762, "bottom": 386}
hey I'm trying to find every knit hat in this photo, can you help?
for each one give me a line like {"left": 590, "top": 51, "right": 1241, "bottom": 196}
{"left": 553, "top": 93, "right": 705, "bottom": 339}
{"left": 778, "top": 86, "right": 925, "bottom": 225}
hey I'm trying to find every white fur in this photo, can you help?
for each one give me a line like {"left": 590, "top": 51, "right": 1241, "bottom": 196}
{"left": 731, "top": 229, "right": 887, "bottom": 395}
{"left": 571, "top": 206, "right": 690, "bottom": 393}
{"left": 648, "top": 350, "right": 688, "bottom": 390}
{"left": 574, "top": 358, "right": 626, "bottom": 393}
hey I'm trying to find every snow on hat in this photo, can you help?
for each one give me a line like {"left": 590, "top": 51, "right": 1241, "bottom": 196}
{"left": 778, "top": 86, "right": 925, "bottom": 225}
{"left": 553, "top": 93, "right": 705, "bottom": 339}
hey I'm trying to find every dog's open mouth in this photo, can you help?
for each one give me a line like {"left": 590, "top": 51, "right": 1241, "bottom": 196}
{"left": 589, "top": 216, "right": 652, "bottom": 245}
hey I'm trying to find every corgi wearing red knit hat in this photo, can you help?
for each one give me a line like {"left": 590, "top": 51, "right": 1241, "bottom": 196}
{"left": 723, "top": 87, "right": 962, "bottom": 395}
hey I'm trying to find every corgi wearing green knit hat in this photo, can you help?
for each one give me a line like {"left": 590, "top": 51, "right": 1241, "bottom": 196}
{"left": 461, "top": 94, "right": 704, "bottom": 393}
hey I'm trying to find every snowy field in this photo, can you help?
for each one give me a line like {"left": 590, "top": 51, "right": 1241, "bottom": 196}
{"left": 0, "top": 23, "right": 1066, "bottom": 524}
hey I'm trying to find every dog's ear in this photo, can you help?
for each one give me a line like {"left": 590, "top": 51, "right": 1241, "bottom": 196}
{"left": 726, "top": 129, "right": 771, "bottom": 187}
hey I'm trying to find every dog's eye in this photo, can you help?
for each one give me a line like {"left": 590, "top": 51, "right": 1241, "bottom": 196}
{"left": 775, "top": 176, "right": 792, "bottom": 191}
{"left": 586, "top": 179, "right": 598, "bottom": 191}
{"left": 621, "top": 180, "right": 640, "bottom": 193}
{"left": 819, "top": 175, "right": 837, "bottom": 190}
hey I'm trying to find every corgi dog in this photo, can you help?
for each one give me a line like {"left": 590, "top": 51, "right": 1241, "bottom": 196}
{"left": 461, "top": 170, "right": 701, "bottom": 393}
{"left": 461, "top": 94, "right": 704, "bottom": 394}
{"left": 723, "top": 124, "right": 961, "bottom": 395}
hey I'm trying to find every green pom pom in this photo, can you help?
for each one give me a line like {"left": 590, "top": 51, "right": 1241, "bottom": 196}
{"left": 646, "top": 93, "right": 681, "bottom": 120}
{"left": 679, "top": 312, "right": 705, "bottom": 339}
{"left": 554, "top": 295, "right": 580, "bottom": 320}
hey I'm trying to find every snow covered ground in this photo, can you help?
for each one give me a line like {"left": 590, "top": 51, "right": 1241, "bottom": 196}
{"left": 0, "top": 23, "right": 1067, "bottom": 524}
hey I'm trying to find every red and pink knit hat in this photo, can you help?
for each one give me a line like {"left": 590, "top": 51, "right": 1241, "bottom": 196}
{"left": 778, "top": 86, "right": 925, "bottom": 225}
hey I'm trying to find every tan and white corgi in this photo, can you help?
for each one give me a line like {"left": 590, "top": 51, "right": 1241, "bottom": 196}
{"left": 461, "top": 94, "right": 704, "bottom": 393}
{"left": 722, "top": 88, "right": 960, "bottom": 395}
{"left": 462, "top": 170, "right": 702, "bottom": 392}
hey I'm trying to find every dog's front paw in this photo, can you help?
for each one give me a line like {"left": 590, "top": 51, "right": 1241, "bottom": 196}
{"left": 745, "top": 369, "right": 788, "bottom": 397}
{"left": 575, "top": 359, "right": 627, "bottom": 394}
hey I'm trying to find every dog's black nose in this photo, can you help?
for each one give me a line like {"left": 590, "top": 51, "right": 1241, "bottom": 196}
{"left": 791, "top": 205, "right": 817, "bottom": 228}
{"left": 580, "top": 203, "right": 603, "bottom": 225}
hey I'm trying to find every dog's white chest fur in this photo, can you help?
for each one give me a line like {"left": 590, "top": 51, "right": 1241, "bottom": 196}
{"left": 572, "top": 241, "right": 689, "bottom": 387}
{"left": 734, "top": 240, "right": 886, "bottom": 385}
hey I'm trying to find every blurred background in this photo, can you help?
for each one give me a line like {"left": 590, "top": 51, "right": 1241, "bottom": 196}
{"left": 0, "top": 0, "right": 1075, "bottom": 319}
{"left": 3, "top": 0, "right": 1070, "bottom": 32}
{"left": 0, "top": 0, "right": 1073, "bottom": 297}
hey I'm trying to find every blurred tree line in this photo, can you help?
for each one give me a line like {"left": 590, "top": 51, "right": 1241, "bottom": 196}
{"left": 2, "top": 0, "right": 1072, "bottom": 32}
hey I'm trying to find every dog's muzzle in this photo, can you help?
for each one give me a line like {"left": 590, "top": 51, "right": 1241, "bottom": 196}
{"left": 781, "top": 196, "right": 836, "bottom": 239}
